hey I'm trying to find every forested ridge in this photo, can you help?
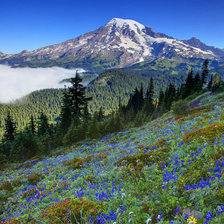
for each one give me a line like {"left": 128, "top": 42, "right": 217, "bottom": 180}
{"left": 0, "top": 70, "right": 187, "bottom": 140}
{"left": 0, "top": 89, "right": 63, "bottom": 139}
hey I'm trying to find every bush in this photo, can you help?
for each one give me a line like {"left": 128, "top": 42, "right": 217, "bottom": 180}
{"left": 171, "top": 100, "right": 189, "bottom": 115}
{"left": 63, "top": 122, "right": 87, "bottom": 146}
{"left": 11, "top": 131, "right": 39, "bottom": 161}
{"left": 26, "top": 173, "right": 43, "bottom": 185}
{"left": 40, "top": 197, "right": 103, "bottom": 223}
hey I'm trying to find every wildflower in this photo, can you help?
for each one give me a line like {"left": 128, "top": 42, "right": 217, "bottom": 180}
{"left": 184, "top": 214, "right": 190, "bottom": 221}
{"left": 206, "top": 211, "right": 213, "bottom": 221}
{"left": 146, "top": 218, "right": 152, "bottom": 224}
{"left": 217, "top": 206, "right": 224, "bottom": 216}
{"left": 187, "top": 216, "right": 197, "bottom": 224}
{"left": 109, "top": 211, "right": 117, "bottom": 221}
{"left": 121, "top": 192, "right": 126, "bottom": 198}
{"left": 89, "top": 216, "right": 94, "bottom": 223}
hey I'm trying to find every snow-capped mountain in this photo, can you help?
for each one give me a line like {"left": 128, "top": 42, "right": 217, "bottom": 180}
{"left": 0, "top": 18, "right": 223, "bottom": 69}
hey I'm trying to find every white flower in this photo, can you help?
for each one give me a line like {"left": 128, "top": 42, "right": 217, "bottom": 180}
{"left": 188, "top": 221, "right": 194, "bottom": 224}
{"left": 129, "top": 211, "right": 134, "bottom": 216}
{"left": 121, "top": 192, "right": 126, "bottom": 198}
{"left": 217, "top": 206, "right": 222, "bottom": 212}
{"left": 157, "top": 215, "right": 161, "bottom": 220}
{"left": 146, "top": 218, "right": 152, "bottom": 224}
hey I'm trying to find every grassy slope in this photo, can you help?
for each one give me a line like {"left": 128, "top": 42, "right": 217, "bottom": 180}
{"left": 1, "top": 92, "right": 224, "bottom": 223}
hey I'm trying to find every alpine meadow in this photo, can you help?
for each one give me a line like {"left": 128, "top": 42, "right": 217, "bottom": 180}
{"left": 1, "top": 2, "right": 224, "bottom": 223}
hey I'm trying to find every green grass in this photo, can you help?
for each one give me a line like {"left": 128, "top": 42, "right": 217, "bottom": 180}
{"left": 1, "top": 91, "right": 224, "bottom": 223}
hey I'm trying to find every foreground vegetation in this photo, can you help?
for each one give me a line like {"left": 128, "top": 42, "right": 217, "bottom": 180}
{"left": 0, "top": 91, "right": 224, "bottom": 223}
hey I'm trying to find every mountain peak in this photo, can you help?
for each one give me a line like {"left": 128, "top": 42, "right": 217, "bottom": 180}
{"left": 106, "top": 18, "right": 145, "bottom": 32}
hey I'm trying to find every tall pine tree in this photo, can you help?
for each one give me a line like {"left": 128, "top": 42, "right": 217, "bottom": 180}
{"left": 3, "top": 112, "right": 16, "bottom": 142}
{"left": 67, "top": 72, "right": 89, "bottom": 116}
{"left": 37, "top": 112, "right": 49, "bottom": 136}
{"left": 145, "top": 77, "right": 154, "bottom": 114}
{"left": 201, "top": 59, "right": 209, "bottom": 88}
{"left": 193, "top": 72, "right": 201, "bottom": 92}
{"left": 59, "top": 87, "right": 72, "bottom": 132}
{"left": 207, "top": 75, "right": 213, "bottom": 90}
{"left": 28, "top": 115, "right": 36, "bottom": 133}
{"left": 184, "top": 69, "right": 194, "bottom": 98}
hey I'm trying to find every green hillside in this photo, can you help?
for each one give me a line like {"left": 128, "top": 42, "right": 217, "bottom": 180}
{"left": 1, "top": 91, "right": 224, "bottom": 223}
{"left": 121, "top": 58, "right": 224, "bottom": 78}
{"left": 0, "top": 89, "right": 63, "bottom": 140}
{"left": 86, "top": 70, "right": 186, "bottom": 114}
{"left": 0, "top": 70, "right": 187, "bottom": 141}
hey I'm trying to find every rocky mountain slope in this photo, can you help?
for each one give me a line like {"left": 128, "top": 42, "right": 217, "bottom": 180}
{"left": 0, "top": 18, "right": 223, "bottom": 70}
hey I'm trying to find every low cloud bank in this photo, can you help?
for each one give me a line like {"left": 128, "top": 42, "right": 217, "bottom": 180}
{"left": 0, "top": 65, "right": 86, "bottom": 103}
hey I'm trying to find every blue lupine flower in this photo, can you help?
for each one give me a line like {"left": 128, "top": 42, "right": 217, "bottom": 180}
{"left": 221, "top": 160, "right": 224, "bottom": 167}
{"left": 89, "top": 216, "right": 94, "bottom": 223}
{"left": 206, "top": 211, "right": 213, "bottom": 221}
{"left": 184, "top": 214, "right": 189, "bottom": 221}
{"left": 109, "top": 211, "right": 117, "bottom": 221}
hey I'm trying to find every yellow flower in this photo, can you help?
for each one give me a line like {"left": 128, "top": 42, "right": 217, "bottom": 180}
{"left": 187, "top": 216, "right": 197, "bottom": 224}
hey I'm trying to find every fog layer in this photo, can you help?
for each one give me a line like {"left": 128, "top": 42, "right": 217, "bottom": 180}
{"left": 0, "top": 65, "right": 86, "bottom": 103}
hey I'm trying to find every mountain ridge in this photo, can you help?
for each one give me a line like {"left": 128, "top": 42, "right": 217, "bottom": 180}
{"left": 0, "top": 18, "right": 223, "bottom": 69}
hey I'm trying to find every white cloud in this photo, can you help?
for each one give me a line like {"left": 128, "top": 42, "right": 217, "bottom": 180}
{"left": 0, "top": 65, "right": 86, "bottom": 103}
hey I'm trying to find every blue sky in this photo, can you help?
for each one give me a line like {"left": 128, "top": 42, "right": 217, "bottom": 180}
{"left": 0, "top": 0, "right": 223, "bottom": 54}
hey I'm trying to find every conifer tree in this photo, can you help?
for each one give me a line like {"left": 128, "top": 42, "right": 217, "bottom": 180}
{"left": 213, "top": 73, "right": 222, "bottom": 91}
{"left": 127, "top": 88, "right": 140, "bottom": 113}
{"left": 158, "top": 89, "right": 164, "bottom": 109}
{"left": 60, "top": 88, "right": 72, "bottom": 132}
{"left": 145, "top": 77, "right": 154, "bottom": 114}
{"left": 87, "top": 112, "right": 101, "bottom": 139}
{"left": 184, "top": 69, "right": 194, "bottom": 97}
{"left": 83, "top": 101, "right": 91, "bottom": 122}
{"left": 201, "top": 59, "right": 209, "bottom": 88}
{"left": 139, "top": 83, "right": 144, "bottom": 110}
{"left": 67, "top": 72, "right": 89, "bottom": 116}
{"left": 97, "top": 107, "right": 104, "bottom": 122}
{"left": 164, "top": 83, "right": 176, "bottom": 111}
{"left": 207, "top": 75, "right": 213, "bottom": 90}
{"left": 178, "top": 83, "right": 185, "bottom": 100}
{"left": 3, "top": 112, "right": 16, "bottom": 142}
{"left": 193, "top": 72, "right": 201, "bottom": 92}
{"left": 37, "top": 112, "right": 49, "bottom": 136}
{"left": 29, "top": 115, "right": 35, "bottom": 133}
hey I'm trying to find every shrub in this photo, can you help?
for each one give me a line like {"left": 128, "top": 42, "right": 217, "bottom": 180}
{"left": 116, "top": 151, "right": 168, "bottom": 168}
{"left": 183, "top": 123, "right": 224, "bottom": 144}
{"left": 63, "top": 122, "right": 87, "bottom": 146}
{"left": 0, "top": 181, "right": 13, "bottom": 192}
{"left": 171, "top": 100, "right": 189, "bottom": 115}
{"left": 63, "top": 153, "right": 106, "bottom": 170}
{"left": 26, "top": 173, "right": 43, "bottom": 185}
{"left": 40, "top": 197, "right": 103, "bottom": 223}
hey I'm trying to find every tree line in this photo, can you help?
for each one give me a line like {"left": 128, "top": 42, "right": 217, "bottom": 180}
{"left": 0, "top": 60, "right": 223, "bottom": 164}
